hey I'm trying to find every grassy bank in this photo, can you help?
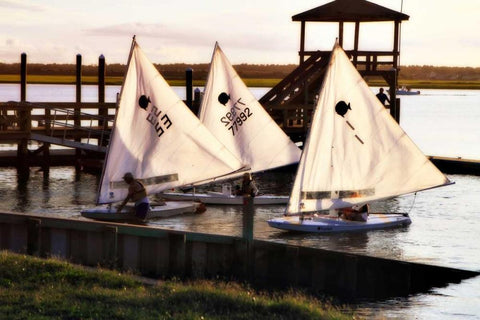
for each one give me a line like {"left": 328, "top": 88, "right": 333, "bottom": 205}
{"left": 2, "top": 74, "right": 480, "bottom": 89}
{"left": 0, "top": 74, "right": 279, "bottom": 87}
{"left": 0, "top": 251, "right": 353, "bottom": 319}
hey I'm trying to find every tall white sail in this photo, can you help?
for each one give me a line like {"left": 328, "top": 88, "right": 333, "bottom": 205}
{"left": 287, "top": 43, "right": 451, "bottom": 214}
{"left": 97, "top": 40, "right": 244, "bottom": 204}
{"left": 198, "top": 43, "right": 301, "bottom": 173}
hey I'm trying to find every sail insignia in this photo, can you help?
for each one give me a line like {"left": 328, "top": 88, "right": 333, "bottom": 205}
{"left": 335, "top": 100, "right": 351, "bottom": 117}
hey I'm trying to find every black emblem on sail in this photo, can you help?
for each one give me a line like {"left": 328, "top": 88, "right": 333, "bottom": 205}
{"left": 138, "top": 95, "right": 150, "bottom": 110}
{"left": 335, "top": 101, "right": 351, "bottom": 117}
{"left": 335, "top": 100, "right": 364, "bottom": 145}
{"left": 218, "top": 92, "right": 230, "bottom": 106}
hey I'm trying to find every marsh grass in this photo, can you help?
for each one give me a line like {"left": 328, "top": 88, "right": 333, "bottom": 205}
{"left": 0, "top": 251, "right": 353, "bottom": 320}
{"left": 3, "top": 74, "right": 478, "bottom": 89}
{"left": 0, "top": 75, "right": 283, "bottom": 87}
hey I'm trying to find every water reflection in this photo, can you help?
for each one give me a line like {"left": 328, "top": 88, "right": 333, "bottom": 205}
{"left": 354, "top": 275, "right": 480, "bottom": 319}
{"left": 1, "top": 167, "right": 480, "bottom": 318}
{"left": 15, "top": 178, "right": 30, "bottom": 212}
{"left": 2, "top": 167, "right": 480, "bottom": 271}
{"left": 272, "top": 231, "right": 371, "bottom": 251}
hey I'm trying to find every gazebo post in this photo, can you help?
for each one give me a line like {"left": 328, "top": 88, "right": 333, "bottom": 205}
{"left": 299, "top": 21, "right": 306, "bottom": 64}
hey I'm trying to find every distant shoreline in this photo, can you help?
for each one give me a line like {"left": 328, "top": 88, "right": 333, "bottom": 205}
{"left": 1, "top": 75, "right": 479, "bottom": 90}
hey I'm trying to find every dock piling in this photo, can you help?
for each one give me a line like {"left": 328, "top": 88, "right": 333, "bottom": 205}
{"left": 74, "top": 54, "right": 82, "bottom": 174}
{"left": 17, "top": 53, "right": 30, "bottom": 182}
{"left": 98, "top": 54, "right": 107, "bottom": 148}
{"left": 185, "top": 68, "right": 193, "bottom": 110}
{"left": 242, "top": 196, "right": 254, "bottom": 280}
{"left": 20, "top": 53, "right": 27, "bottom": 102}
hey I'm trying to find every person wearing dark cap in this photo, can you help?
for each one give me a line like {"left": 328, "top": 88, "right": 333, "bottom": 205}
{"left": 117, "top": 172, "right": 150, "bottom": 219}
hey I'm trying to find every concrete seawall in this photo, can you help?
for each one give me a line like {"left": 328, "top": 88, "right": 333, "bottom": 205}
{"left": 0, "top": 211, "right": 478, "bottom": 300}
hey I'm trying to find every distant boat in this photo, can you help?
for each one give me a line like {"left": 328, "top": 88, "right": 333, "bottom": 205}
{"left": 396, "top": 86, "right": 420, "bottom": 95}
{"left": 268, "top": 42, "right": 452, "bottom": 233}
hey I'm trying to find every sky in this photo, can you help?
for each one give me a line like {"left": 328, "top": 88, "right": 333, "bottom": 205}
{"left": 0, "top": 0, "right": 479, "bottom": 67}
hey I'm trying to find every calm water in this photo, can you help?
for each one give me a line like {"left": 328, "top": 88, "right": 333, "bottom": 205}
{"left": 1, "top": 84, "right": 480, "bottom": 318}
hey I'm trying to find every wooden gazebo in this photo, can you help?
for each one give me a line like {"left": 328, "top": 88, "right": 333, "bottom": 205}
{"left": 260, "top": 0, "right": 409, "bottom": 136}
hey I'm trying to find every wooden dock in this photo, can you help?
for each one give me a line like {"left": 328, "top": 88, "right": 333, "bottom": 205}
{"left": 428, "top": 156, "right": 480, "bottom": 175}
{"left": 1, "top": 100, "right": 479, "bottom": 176}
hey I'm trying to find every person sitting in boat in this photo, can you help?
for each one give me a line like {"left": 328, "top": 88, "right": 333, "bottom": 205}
{"left": 376, "top": 88, "right": 390, "bottom": 106}
{"left": 339, "top": 204, "right": 369, "bottom": 222}
{"left": 240, "top": 173, "right": 258, "bottom": 197}
{"left": 116, "top": 172, "right": 150, "bottom": 219}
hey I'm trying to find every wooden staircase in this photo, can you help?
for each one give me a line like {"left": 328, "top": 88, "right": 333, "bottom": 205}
{"left": 259, "top": 50, "right": 330, "bottom": 107}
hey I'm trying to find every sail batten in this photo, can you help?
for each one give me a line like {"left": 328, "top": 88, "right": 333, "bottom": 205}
{"left": 96, "top": 41, "right": 244, "bottom": 204}
{"left": 286, "top": 43, "right": 450, "bottom": 214}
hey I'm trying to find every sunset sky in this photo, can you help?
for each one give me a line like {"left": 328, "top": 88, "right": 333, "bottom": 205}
{"left": 1, "top": 0, "right": 478, "bottom": 67}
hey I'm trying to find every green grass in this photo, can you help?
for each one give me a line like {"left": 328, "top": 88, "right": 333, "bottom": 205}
{"left": 0, "top": 251, "right": 353, "bottom": 320}
{"left": 0, "top": 75, "right": 283, "bottom": 87}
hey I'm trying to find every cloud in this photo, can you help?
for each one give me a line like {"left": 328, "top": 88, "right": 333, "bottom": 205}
{"left": 0, "top": 0, "right": 44, "bottom": 11}
{"left": 84, "top": 22, "right": 297, "bottom": 61}
{"left": 86, "top": 23, "right": 170, "bottom": 39}
{"left": 0, "top": 37, "right": 29, "bottom": 62}
{"left": 1, "top": 0, "right": 477, "bottom": 66}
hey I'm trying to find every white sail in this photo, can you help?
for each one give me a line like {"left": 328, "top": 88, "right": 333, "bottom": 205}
{"left": 198, "top": 43, "right": 301, "bottom": 173}
{"left": 287, "top": 43, "right": 451, "bottom": 214}
{"left": 97, "top": 40, "right": 244, "bottom": 204}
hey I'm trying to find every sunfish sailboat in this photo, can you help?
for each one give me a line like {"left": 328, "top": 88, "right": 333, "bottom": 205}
{"left": 268, "top": 43, "right": 452, "bottom": 233}
{"left": 82, "top": 38, "right": 245, "bottom": 221}
{"left": 162, "top": 43, "right": 301, "bottom": 205}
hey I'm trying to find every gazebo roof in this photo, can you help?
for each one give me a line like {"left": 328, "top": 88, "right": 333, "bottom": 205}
{"left": 292, "top": 0, "right": 409, "bottom": 22}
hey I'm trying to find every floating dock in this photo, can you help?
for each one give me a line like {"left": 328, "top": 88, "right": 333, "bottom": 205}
{"left": 429, "top": 156, "right": 480, "bottom": 175}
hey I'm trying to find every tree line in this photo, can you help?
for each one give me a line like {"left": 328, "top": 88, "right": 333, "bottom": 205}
{"left": 0, "top": 62, "right": 479, "bottom": 81}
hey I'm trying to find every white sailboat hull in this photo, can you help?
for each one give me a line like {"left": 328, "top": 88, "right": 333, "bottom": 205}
{"left": 161, "top": 192, "right": 288, "bottom": 205}
{"left": 81, "top": 201, "right": 199, "bottom": 221}
{"left": 267, "top": 213, "right": 412, "bottom": 233}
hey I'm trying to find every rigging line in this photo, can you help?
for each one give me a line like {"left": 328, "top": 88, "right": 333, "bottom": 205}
{"left": 406, "top": 192, "right": 417, "bottom": 215}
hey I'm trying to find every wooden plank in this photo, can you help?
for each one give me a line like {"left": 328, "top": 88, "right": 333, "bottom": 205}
{"left": 29, "top": 133, "right": 107, "bottom": 152}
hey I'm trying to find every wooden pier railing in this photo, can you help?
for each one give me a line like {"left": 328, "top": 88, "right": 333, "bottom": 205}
{"left": 0, "top": 101, "right": 115, "bottom": 151}
{"left": 0, "top": 53, "right": 121, "bottom": 181}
